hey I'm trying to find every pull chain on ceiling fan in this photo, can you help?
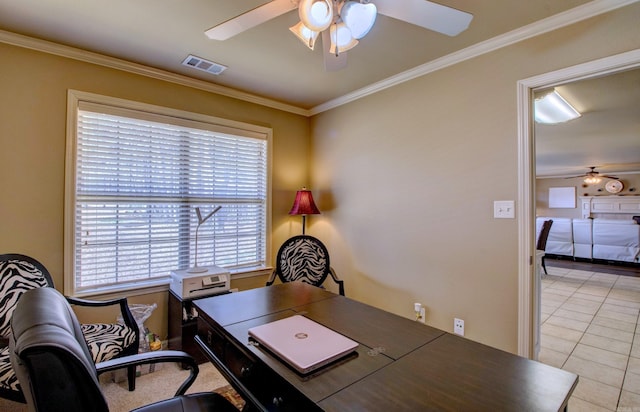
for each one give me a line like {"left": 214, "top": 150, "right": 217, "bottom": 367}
{"left": 205, "top": 0, "right": 473, "bottom": 71}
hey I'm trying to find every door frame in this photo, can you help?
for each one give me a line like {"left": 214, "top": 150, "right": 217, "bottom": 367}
{"left": 517, "top": 48, "right": 640, "bottom": 358}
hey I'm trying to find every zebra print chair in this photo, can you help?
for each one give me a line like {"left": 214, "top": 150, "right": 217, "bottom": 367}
{"left": 10, "top": 287, "right": 239, "bottom": 412}
{"left": 0, "top": 253, "right": 139, "bottom": 403}
{"left": 266, "top": 235, "right": 345, "bottom": 296}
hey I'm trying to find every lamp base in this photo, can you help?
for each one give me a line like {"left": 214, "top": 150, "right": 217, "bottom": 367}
{"left": 187, "top": 266, "right": 208, "bottom": 273}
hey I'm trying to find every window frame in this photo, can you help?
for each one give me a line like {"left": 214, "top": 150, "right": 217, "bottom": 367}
{"left": 64, "top": 90, "right": 272, "bottom": 297}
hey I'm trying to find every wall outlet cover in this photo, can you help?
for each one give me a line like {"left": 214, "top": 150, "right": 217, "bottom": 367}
{"left": 454, "top": 318, "right": 465, "bottom": 336}
{"left": 418, "top": 307, "right": 426, "bottom": 324}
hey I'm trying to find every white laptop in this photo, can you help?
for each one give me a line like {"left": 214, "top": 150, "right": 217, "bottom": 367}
{"left": 248, "top": 315, "right": 358, "bottom": 374}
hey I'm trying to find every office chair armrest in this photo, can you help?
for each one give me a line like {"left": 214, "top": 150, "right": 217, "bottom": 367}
{"left": 96, "top": 350, "right": 198, "bottom": 396}
{"left": 66, "top": 296, "right": 139, "bottom": 336}
{"left": 194, "top": 335, "right": 268, "bottom": 412}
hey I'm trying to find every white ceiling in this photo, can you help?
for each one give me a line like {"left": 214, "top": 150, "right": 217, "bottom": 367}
{"left": 0, "top": 0, "right": 638, "bottom": 176}
{"left": 0, "top": 0, "right": 596, "bottom": 109}
{"left": 535, "top": 68, "right": 640, "bottom": 177}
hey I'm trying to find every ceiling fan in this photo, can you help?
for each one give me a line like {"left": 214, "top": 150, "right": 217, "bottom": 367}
{"left": 205, "top": 0, "right": 473, "bottom": 71}
{"left": 565, "top": 166, "right": 619, "bottom": 183}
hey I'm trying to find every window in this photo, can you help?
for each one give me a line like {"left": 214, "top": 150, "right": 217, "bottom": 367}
{"left": 65, "top": 91, "right": 271, "bottom": 296}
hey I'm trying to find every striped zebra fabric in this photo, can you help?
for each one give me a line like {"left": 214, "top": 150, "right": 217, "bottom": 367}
{"left": 0, "top": 346, "right": 18, "bottom": 393}
{"left": 267, "top": 235, "right": 345, "bottom": 296}
{"left": 0, "top": 258, "right": 52, "bottom": 339}
{"left": 277, "top": 235, "right": 330, "bottom": 286}
{"left": 81, "top": 323, "right": 137, "bottom": 363}
{"left": 0, "top": 256, "right": 53, "bottom": 401}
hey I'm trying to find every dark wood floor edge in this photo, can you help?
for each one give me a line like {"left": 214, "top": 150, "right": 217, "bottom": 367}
{"left": 546, "top": 255, "right": 640, "bottom": 277}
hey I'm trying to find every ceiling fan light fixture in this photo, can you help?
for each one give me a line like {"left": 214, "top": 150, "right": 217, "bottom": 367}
{"left": 341, "top": 1, "right": 377, "bottom": 39}
{"left": 329, "top": 22, "right": 359, "bottom": 54}
{"left": 289, "top": 21, "right": 319, "bottom": 49}
{"left": 534, "top": 89, "right": 581, "bottom": 125}
{"left": 299, "top": 0, "right": 334, "bottom": 32}
{"left": 584, "top": 176, "right": 601, "bottom": 184}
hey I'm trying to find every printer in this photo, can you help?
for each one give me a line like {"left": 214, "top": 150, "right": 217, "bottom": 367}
{"left": 170, "top": 265, "right": 230, "bottom": 299}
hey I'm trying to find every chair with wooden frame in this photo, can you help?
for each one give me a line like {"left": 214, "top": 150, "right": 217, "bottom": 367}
{"left": 266, "top": 235, "right": 345, "bottom": 296}
{"left": 0, "top": 253, "right": 139, "bottom": 403}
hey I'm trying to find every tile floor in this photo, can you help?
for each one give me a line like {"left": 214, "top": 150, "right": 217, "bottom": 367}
{"left": 540, "top": 264, "right": 640, "bottom": 411}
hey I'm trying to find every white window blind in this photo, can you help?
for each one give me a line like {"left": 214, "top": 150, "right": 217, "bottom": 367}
{"left": 71, "top": 100, "right": 268, "bottom": 294}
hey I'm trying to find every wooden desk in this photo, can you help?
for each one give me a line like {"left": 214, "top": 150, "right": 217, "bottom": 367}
{"left": 167, "top": 289, "right": 230, "bottom": 364}
{"left": 195, "top": 283, "right": 577, "bottom": 411}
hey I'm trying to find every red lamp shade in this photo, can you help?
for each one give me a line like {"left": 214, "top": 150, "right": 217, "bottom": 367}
{"left": 289, "top": 188, "right": 320, "bottom": 235}
{"left": 289, "top": 188, "right": 321, "bottom": 216}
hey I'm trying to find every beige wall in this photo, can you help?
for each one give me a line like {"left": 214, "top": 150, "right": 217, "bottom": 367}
{"left": 0, "top": 43, "right": 310, "bottom": 338}
{"left": 537, "top": 173, "right": 640, "bottom": 218}
{"left": 309, "top": 4, "right": 640, "bottom": 353}
{"left": 2, "top": 4, "right": 639, "bottom": 353}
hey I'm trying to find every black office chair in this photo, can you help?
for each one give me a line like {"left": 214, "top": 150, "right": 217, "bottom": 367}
{"left": 0, "top": 253, "right": 139, "bottom": 403}
{"left": 9, "top": 287, "right": 239, "bottom": 412}
{"left": 266, "top": 235, "right": 345, "bottom": 296}
{"left": 537, "top": 219, "right": 554, "bottom": 275}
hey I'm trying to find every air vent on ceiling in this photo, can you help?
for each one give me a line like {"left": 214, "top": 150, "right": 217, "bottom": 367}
{"left": 181, "top": 54, "right": 227, "bottom": 75}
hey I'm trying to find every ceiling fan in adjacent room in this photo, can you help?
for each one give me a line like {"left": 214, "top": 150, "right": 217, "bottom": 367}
{"left": 205, "top": 0, "right": 473, "bottom": 70}
{"left": 566, "top": 166, "right": 620, "bottom": 184}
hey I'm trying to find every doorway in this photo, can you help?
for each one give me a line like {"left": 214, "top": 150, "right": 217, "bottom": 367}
{"left": 517, "top": 48, "right": 640, "bottom": 358}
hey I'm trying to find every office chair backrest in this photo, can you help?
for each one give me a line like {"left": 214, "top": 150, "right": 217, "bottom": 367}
{"left": 10, "top": 287, "right": 109, "bottom": 412}
{"left": 537, "top": 219, "right": 553, "bottom": 251}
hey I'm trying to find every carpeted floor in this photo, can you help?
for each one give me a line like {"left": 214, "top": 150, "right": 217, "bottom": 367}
{"left": 0, "top": 361, "right": 235, "bottom": 412}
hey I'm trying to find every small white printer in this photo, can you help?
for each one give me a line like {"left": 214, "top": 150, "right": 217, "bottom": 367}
{"left": 170, "top": 266, "right": 230, "bottom": 299}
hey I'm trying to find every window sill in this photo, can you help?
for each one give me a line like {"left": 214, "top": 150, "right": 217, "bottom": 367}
{"left": 73, "top": 266, "right": 273, "bottom": 300}
{"left": 228, "top": 265, "right": 273, "bottom": 279}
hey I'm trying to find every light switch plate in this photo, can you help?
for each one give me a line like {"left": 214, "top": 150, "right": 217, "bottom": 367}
{"left": 494, "top": 200, "right": 515, "bottom": 219}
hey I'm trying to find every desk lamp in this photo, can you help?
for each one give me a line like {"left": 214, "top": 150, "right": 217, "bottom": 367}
{"left": 188, "top": 206, "right": 221, "bottom": 273}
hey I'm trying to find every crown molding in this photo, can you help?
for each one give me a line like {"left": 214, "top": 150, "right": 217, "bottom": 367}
{"left": 1, "top": 0, "right": 636, "bottom": 118}
{"left": 0, "top": 29, "right": 310, "bottom": 117}
{"left": 310, "top": 0, "right": 639, "bottom": 115}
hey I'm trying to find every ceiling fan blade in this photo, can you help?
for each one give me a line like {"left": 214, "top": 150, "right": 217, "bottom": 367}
{"left": 375, "top": 0, "right": 473, "bottom": 36}
{"left": 205, "top": 0, "right": 298, "bottom": 40}
{"left": 322, "top": 30, "right": 348, "bottom": 71}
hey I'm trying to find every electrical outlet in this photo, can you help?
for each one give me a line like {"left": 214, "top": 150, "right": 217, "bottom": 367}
{"left": 454, "top": 318, "right": 464, "bottom": 336}
{"left": 414, "top": 303, "right": 426, "bottom": 324}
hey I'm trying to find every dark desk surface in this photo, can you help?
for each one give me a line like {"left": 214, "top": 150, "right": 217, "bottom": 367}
{"left": 195, "top": 283, "right": 577, "bottom": 411}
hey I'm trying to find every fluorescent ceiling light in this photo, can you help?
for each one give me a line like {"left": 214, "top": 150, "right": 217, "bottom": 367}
{"left": 534, "top": 90, "right": 581, "bottom": 124}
